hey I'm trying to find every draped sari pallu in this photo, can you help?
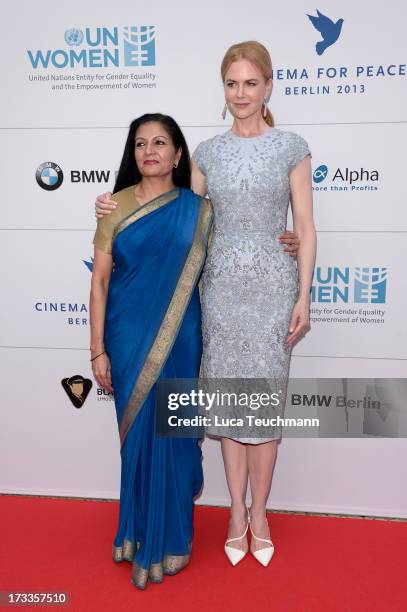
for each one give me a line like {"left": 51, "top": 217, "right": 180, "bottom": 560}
{"left": 104, "top": 188, "right": 213, "bottom": 589}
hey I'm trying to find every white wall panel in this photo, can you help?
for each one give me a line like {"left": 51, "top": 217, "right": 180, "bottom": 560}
{"left": 1, "top": 0, "right": 406, "bottom": 518}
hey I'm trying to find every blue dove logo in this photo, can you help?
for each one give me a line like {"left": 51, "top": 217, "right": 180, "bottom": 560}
{"left": 307, "top": 10, "right": 344, "bottom": 55}
{"left": 83, "top": 257, "right": 94, "bottom": 272}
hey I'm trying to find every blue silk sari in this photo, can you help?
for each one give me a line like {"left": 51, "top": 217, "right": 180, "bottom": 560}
{"left": 104, "top": 187, "right": 213, "bottom": 589}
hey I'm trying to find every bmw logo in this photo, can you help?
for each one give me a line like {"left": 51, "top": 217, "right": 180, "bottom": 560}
{"left": 36, "top": 162, "right": 64, "bottom": 191}
{"left": 313, "top": 164, "right": 328, "bottom": 183}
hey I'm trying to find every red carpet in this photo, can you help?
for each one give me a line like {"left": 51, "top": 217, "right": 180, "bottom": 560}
{"left": 0, "top": 496, "right": 406, "bottom": 611}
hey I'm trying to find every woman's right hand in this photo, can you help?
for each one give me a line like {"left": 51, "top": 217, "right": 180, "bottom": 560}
{"left": 95, "top": 192, "right": 117, "bottom": 219}
{"left": 91, "top": 352, "right": 113, "bottom": 393}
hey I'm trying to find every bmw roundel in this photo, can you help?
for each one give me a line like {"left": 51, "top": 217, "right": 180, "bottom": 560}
{"left": 36, "top": 162, "right": 64, "bottom": 191}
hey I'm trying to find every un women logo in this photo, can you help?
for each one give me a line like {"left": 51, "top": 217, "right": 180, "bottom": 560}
{"left": 313, "top": 165, "right": 328, "bottom": 183}
{"left": 123, "top": 26, "right": 156, "bottom": 66}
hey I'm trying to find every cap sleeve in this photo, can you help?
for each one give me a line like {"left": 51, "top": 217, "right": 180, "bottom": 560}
{"left": 287, "top": 132, "right": 311, "bottom": 173}
{"left": 192, "top": 140, "right": 209, "bottom": 176}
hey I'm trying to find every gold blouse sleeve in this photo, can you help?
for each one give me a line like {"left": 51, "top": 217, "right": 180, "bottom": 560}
{"left": 92, "top": 212, "right": 118, "bottom": 254}
{"left": 93, "top": 186, "right": 138, "bottom": 254}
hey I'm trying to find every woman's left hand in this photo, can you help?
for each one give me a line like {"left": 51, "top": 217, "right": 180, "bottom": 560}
{"left": 279, "top": 230, "right": 300, "bottom": 257}
{"left": 287, "top": 298, "right": 310, "bottom": 348}
{"left": 91, "top": 352, "right": 113, "bottom": 393}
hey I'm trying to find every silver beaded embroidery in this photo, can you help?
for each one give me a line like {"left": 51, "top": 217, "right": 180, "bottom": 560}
{"left": 193, "top": 129, "right": 311, "bottom": 443}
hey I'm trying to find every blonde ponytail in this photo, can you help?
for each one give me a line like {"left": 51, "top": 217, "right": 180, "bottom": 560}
{"left": 264, "top": 106, "right": 274, "bottom": 127}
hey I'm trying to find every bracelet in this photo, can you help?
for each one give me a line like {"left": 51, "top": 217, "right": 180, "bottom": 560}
{"left": 90, "top": 350, "right": 106, "bottom": 362}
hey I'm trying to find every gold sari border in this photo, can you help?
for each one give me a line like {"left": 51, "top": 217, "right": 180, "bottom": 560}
{"left": 132, "top": 552, "right": 190, "bottom": 589}
{"left": 119, "top": 197, "right": 213, "bottom": 446}
{"left": 112, "top": 538, "right": 139, "bottom": 563}
{"left": 113, "top": 539, "right": 191, "bottom": 589}
{"left": 113, "top": 188, "right": 179, "bottom": 243}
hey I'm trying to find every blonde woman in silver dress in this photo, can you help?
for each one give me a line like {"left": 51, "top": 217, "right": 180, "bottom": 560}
{"left": 94, "top": 40, "right": 316, "bottom": 569}
{"left": 191, "top": 41, "right": 316, "bottom": 567}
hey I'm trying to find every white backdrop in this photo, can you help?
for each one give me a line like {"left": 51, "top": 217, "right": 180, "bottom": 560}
{"left": 1, "top": 0, "right": 406, "bottom": 518}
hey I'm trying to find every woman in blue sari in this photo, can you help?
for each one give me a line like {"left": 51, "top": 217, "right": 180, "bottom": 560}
{"left": 90, "top": 114, "right": 213, "bottom": 589}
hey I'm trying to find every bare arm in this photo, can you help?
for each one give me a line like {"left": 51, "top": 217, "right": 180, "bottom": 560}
{"left": 291, "top": 156, "right": 316, "bottom": 299}
{"left": 287, "top": 155, "right": 317, "bottom": 347}
{"left": 90, "top": 247, "right": 113, "bottom": 391}
{"left": 191, "top": 159, "right": 207, "bottom": 196}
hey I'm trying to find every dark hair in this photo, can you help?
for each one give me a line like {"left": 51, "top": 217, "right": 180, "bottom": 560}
{"left": 113, "top": 113, "right": 191, "bottom": 193}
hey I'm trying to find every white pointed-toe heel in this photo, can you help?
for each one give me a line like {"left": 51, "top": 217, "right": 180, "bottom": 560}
{"left": 224, "top": 511, "right": 249, "bottom": 566}
{"left": 249, "top": 521, "right": 275, "bottom": 567}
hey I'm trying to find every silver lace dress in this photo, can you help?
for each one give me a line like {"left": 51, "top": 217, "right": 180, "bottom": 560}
{"left": 193, "top": 128, "right": 311, "bottom": 444}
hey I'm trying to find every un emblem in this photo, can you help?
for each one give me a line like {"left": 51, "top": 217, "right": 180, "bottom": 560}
{"left": 64, "top": 28, "right": 84, "bottom": 46}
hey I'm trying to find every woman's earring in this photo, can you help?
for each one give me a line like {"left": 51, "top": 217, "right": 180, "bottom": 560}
{"left": 262, "top": 98, "right": 268, "bottom": 119}
{"left": 173, "top": 162, "right": 178, "bottom": 168}
{"left": 221, "top": 103, "right": 227, "bottom": 120}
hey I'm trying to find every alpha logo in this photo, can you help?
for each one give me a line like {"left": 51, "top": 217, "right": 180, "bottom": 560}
{"left": 36, "top": 162, "right": 64, "bottom": 191}
{"left": 61, "top": 374, "right": 93, "bottom": 408}
{"left": 312, "top": 164, "right": 379, "bottom": 192}
{"left": 311, "top": 267, "right": 387, "bottom": 304}
{"left": 332, "top": 168, "right": 379, "bottom": 185}
{"left": 313, "top": 165, "right": 328, "bottom": 183}
{"left": 307, "top": 10, "right": 344, "bottom": 55}
{"left": 27, "top": 26, "right": 156, "bottom": 69}
{"left": 83, "top": 257, "right": 94, "bottom": 272}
